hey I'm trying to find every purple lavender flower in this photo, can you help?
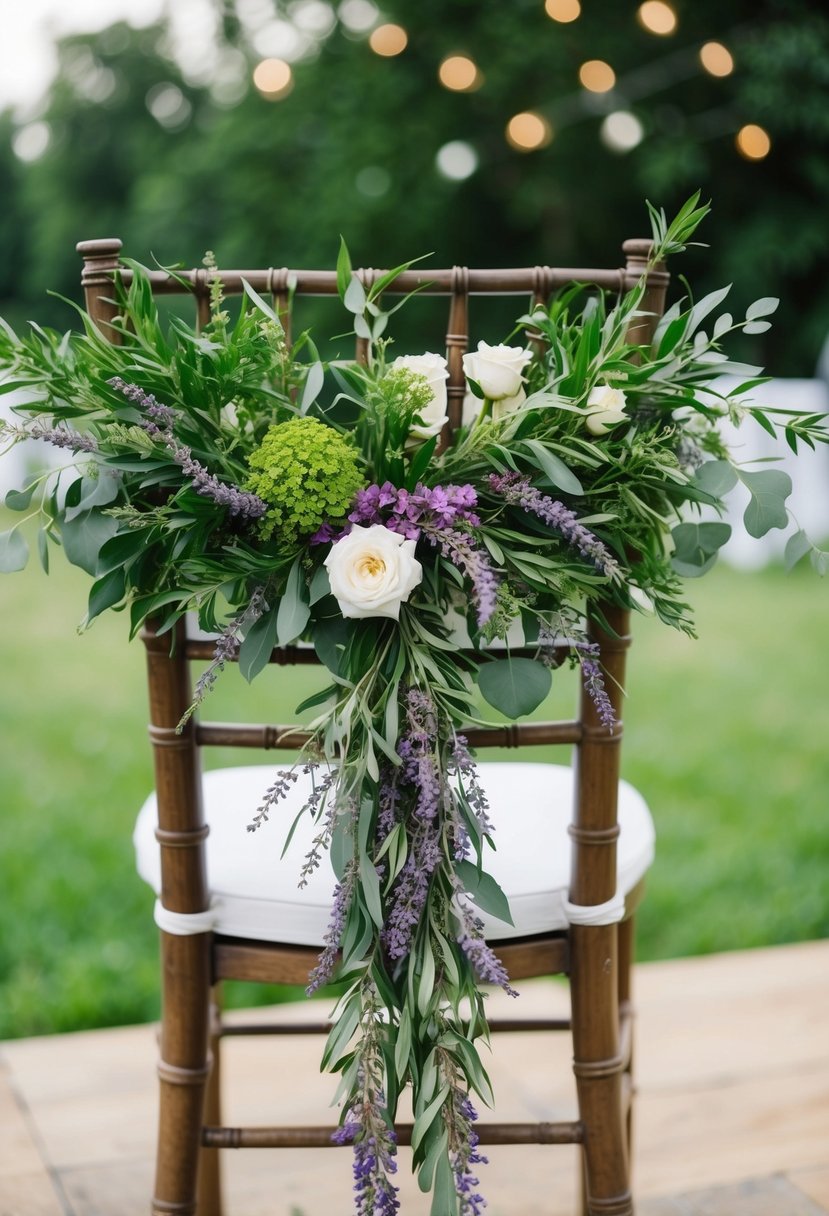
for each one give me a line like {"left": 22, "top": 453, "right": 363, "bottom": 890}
{"left": 177, "top": 588, "right": 267, "bottom": 731}
{"left": 307, "top": 858, "right": 358, "bottom": 993}
{"left": 451, "top": 1095, "right": 489, "bottom": 1216}
{"left": 29, "top": 423, "right": 99, "bottom": 453}
{"left": 246, "top": 767, "right": 300, "bottom": 832}
{"left": 109, "top": 377, "right": 268, "bottom": 519}
{"left": 420, "top": 523, "right": 498, "bottom": 628}
{"left": 574, "top": 641, "right": 617, "bottom": 730}
{"left": 456, "top": 896, "right": 518, "bottom": 997}
{"left": 488, "top": 471, "right": 619, "bottom": 578}
{"left": 333, "top": 1100, "right": 400, "bottom": 1216}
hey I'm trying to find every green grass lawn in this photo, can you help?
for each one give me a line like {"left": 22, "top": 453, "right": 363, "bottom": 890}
{"left": 1, "top": 522, "right": 827, "bottom": 1038}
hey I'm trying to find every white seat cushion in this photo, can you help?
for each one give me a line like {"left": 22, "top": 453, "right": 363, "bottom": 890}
{"left": 134, "top": 763, "right": 654, "bottom": 945}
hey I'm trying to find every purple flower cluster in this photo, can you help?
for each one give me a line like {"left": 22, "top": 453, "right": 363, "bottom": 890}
{"left": 383, "top": 690, "right": 444, "bottom": 961}
{"left": 246, "top": 767, "right": 300, "bottom": 832}
{"left": 448, "top": 734, "right": 494, "bottom": 858}
{"left": 307, "top": 857, "right": 358, "bottom": 994}
{"left": 108, "top": 377, "right": 268, "bottom": 519}
{"left": 488, "top": 471, "right": 619, "bottom": 578}
{"left": 30, "top": 422, "right": 99, "bottom": 453}
{"left": 349, "top": 480, "right": 480, "bottom": 540}
{"left": 456, "top": 896, "right": 518, "bottom": 997}
{"left": 451, "top": 1096, "right": 488, "bottom": 1216}
{"left": 178, "top": 587, "right": 267, "bottom": 730}
{"left": 423, "top": 524, "right": 498, "bottom": 628}
{"left": 333, "top": 1102, "right": 400, "bottom": 1216}
{"left": 574, "top": 640, "right": 617, "bottom": 730}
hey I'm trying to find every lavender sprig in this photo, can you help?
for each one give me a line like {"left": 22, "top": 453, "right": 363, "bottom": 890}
{"left": 537, "top": 624, "right": 617, "bottom": 731}
{"left": 455, "top": 889, "right": 518, "bottom": 997}
{"left": 488, "top": 471, "right": 619, "bottom": 578}
{"left": 108, "top": 377, "right": 268, "bottom": 519}
{"left": 449, "top": 1094, "right": 488, "bottom": 1216}
{"left": 421, "top": 522, "right": 499, "bottom": 628}
{"left": 177, "top": 587, "right": 268, "bottom": 732}
{"left": 307, "top": 857, "right": 358, "bottom": 994}
{"left": 28, "top": 422, "right": 99, "bottom": 453}
{"left": 246, "top": 767, "right": 300, "bottom": 832}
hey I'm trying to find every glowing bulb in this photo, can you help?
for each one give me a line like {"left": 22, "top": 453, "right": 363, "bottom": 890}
{"left": 579, "top": 59, "right": 616, "bottom": 93}
{"left": 369, "top": 23, "right": 407, "bottom": 56}
{"left": 544, "top": 0, "right": 581, "bottom": 22}
{"left": 438, "top": 55, "right": 482, "bottom": 92}
{"left": 700, "top": 41, "right": 734, "bottom": 77}
{"left": 252, "top": 58, "right": 293, "bottom": 98}
{"left": 636, "top": 1, "right": 677, "bottom": 35}
{"left": 506, "top": 111, "right": 553, "bottom": 151}
{"left": 736, "top": 124, "right": 771, "bottom": 161}
{"left": 601, "top": 111, "right": 644, "bottom": 153}
{"left": 436, "top": 141, "right": 479, "bottom": 180}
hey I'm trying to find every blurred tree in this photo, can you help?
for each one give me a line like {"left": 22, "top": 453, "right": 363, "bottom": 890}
{"left": 1, "top": 0, "right": 828, "bottom": 373}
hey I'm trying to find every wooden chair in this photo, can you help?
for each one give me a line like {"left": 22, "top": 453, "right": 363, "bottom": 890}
{"left": 76, "top": 236, "right": 668, "bottom": 1216}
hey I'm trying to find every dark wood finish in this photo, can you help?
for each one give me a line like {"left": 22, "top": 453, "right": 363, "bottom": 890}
{"left": 202, "top": 1120, "right": 585, "bottom": 1149}
{"left": 79, "top": 236, "right": 669, "bottom": 1216}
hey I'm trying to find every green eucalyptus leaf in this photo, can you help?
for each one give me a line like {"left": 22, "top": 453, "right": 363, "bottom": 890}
{"left": 670, "top": 522, "right": 731, "bottom": 577}
{"left": 309, "top": 565, "right": 331, "bottom": 605}
{"left": 784, "top": 529, "right": 812, "bottom": 571}
{"left": 738, "top": 468, "right": 792, "bottom": 538}
{"left": 455, "top": 859, "right": 514, "bottom": 926}
{"left": 60, "top": 510, "right": 118, "bottom": 575}
{"left": 313, "top": 614, "right": 350, "bottom": 675}
{"left": 276, "top": 557, "right": 311, "bottom": 646}
{"left": 477, "top": 657, "right": 551, "bottom": 718}
{"left": 344, "top": 275, "right": 367, "bottom": 316}
{"left": 5, "top": 483, "right": 38, "bottom": 512}
{"left": 693, "top": 460, "right": 738, "bottom": 498}
{"left": 238, "top": 604, "right": 279, "bottom": 682}
{"left": 0, "top": 528, "right": 29, "bottom": 572}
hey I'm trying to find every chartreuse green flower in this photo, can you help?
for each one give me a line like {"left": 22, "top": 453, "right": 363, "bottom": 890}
{"left": 245, "top": 417, "right": 364, "bottom": 540}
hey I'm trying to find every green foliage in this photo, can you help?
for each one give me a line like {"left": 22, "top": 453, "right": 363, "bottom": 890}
{"left": 246, "top": 417, "right": 364, "bottom": 541}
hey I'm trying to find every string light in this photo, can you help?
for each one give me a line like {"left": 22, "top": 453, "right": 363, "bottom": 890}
{"left": 700, "top": 41, "right": 734, "bottom": 77}
{"left": 601, "top": 111, "right": 644, "bottom": 152}
{"left": 252, "top": 58, "right": 293, "bottom": 98}
{"left": 544, "top": 0, "right": 581, "bottom": 22}
{"left": 636, "top": 1, "right": 677, "bottom": 35}
{"left": 578, "top": 60, "right": 616, "bottom": 93}
{"left": 436, "top": 141, "right": 479, "bottom": 180}
{"left": 438, "top": 55, "right": 482, "bottom": 92}
{"left": 736, "top": 124, "right": 771, "bottom": 160}
{"left": 506, "top": 111, "right": 553, "bottom": 151}
{"left": 369, "top": 23, "right": 408, "bottom": 56}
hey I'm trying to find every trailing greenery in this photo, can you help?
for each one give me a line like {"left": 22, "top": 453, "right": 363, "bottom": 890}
{"left": 1, "top": 198, "right": 826, "bottom": 1215}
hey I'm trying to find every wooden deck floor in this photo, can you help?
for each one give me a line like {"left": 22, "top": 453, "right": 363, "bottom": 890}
{"left": 1, "top": 940, "right": 827, "bottom": 1216}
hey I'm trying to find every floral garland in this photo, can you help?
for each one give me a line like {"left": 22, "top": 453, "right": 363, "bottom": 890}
{"left": 1, "top": 196, "right": 826, "bottom": 1215}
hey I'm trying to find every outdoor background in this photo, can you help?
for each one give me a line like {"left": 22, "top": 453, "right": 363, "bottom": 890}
{"left": 0, "top": 0, "right": 827, "bottom": 1040}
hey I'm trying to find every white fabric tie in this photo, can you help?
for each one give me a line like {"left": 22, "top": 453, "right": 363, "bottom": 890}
{"left": 153, "top": 898, "right": 220, "bottom": 936}
{"left": 561, "top": 890, "right": 626, "bottom": 926}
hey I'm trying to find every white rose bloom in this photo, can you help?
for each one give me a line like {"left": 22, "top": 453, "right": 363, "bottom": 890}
{"left": 391, "top": 352, "right": 450, "bottom": 441}
{"left": 462, "top": 341, "right": 532, "bottom": 401}
{"left": 585, "top": 384, "right": 628, "bottom": 435}
{"left": 462, "top": 389, "right": 483, "bottom": 427}
{"left": 324, "top": 524, "right": 422, "bottom": 621}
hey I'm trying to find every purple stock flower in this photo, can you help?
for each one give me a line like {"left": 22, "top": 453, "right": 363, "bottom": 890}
{"left": 109, "top": 377, "right": 268, "bottom": 519}
{"left": 488, "top": 471, "right": 619, "bottom": 578}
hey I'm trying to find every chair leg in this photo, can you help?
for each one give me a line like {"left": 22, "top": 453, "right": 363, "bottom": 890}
{"left": 153, "top": 932, "right": 212, "bottom": 1216}
{"left": 617, "top": 916, "right": 635, "bottom": 1166}
{"left": 196, "top": 985, "right": 224, "bottom": 1216}
{"left": 570, "top": 923, "right": 633, "bottom": 1216}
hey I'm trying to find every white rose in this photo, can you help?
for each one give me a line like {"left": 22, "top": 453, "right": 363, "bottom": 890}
{"left": 391, "top": 352, "right": 450, "bottom": 441}
{"left": 585, "top": 384, "right": 628, "bottom": 435}
{"left": 462, "top": 341, "right": 532, "bottom": 401}
{"left": 324, "top": 524, "right": 422, "bottom": 620}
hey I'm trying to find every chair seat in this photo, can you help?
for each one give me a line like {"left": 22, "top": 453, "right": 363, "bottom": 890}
{"left": 134, "top": 762, "right": 654, "bottom": 945}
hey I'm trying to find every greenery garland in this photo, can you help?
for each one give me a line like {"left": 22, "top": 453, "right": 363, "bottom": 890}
{"left": 1, "top": 196, "right": 826, "bottom": 1215}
